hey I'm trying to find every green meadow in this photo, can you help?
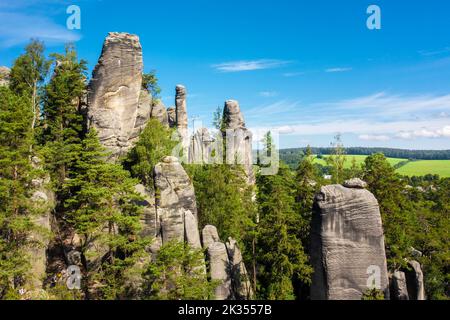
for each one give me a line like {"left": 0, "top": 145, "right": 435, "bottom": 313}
{"left": 312, "top": 155, "right": 450, "bottom": 177}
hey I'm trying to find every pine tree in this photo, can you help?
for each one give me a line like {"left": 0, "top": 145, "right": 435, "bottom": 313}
{"left": 362, "top": 153, "right": 417, "bottom": 269}
{"left": 0, "top": 87, "right": 41, "bottom": 298}
{"left": 41, "top": 44, "right": 87, "bottom": 187}
{"left": 326, "top": 133, "right": 346, "bottom": 184}
{"left": 123, "top": 118, "right": 178, "bottom": 188}
{"left": 63, "top": 129, "right": 147, "bottom": 299}
{"left": 9, "top": 40, "right": 50, "bottom": 145}
{"left": 142, "top": 241, "right": 216, "bottom": 300}
{"left": 255, "top": 134, "right": 312, "bottom": 300}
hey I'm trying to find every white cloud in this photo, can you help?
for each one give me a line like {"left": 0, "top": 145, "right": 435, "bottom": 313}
{"left": 0, "top": 12, "right": 81, "bottom": 48}
{"left": 259, "top": 91, "right": 277, "bottom": 97}
{"left": 212, "top": 59, "right": 292, "bottom": 73}
{"left": 359, "top": 134, "right": 390, "bottom": 141}
{"left": 396, "top": 126, "right": 450, "bottom": 139}
{"left": 325, "top": 67, "right": 352, "bottom": 73}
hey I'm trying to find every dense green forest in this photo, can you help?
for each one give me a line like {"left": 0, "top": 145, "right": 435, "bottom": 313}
{"left": 0, "top": 40, "right": 448, "bottom": 300}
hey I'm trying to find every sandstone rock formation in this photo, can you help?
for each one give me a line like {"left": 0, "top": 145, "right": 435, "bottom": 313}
{"left": 310, "top": 181, "right": 389, "bottom": 300}
{"left": 222, "top": 100, "right": 254, "bottom": 184}
{"left": 151, "top": 100, "right": 169, "bottom": 127}
{"left": 390, "top": 271, "right": 409, "bottom": 300}
{"left": 25, "top": 157, "right": 55, "bottom": 296}
{"left": 134, "top": 184, "right": 161, "bottom": 253}
{"left": 167, "top": 107, "right": 176, "bottom": 128}
{"left": 405, "top": 260, "right": 426, "bottom": 300}
{"left": 87, "top": 32, "right": 148, "bottom": 159}
{"left": 175, "top": 85, "right": 189, "bottom": 150}
{"left": 226, "top": 237, "right": 253, "bottom": 299}
{"left": 0, "top": 66, "right": 10, "bottom": 87}
{"left": 201, "top": 225, "right": 253, "bottom": 300}
{"left": 188, "top": 128, "right": 222, "bottom": 164}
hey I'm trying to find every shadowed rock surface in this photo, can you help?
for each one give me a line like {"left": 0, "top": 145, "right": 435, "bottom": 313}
{"left": 310, "top": 182, "right": 389, "bottom": 300}
{"left": 405, "top": 260, "right": 426, "bottom": 300}
{"left": 151, "top": 100, "right": 169, "bottom": 127}
{"left": 390, "top": 271, "right": 409, "bottom": 300}
{"left": 167, "top": 106, "right": 176, "bottom": 128}
{"left": 226, "top": 237, "right": 254, "bottom": 299}
{"left": 208, "top": 241, "right": 233, "bottom": 300}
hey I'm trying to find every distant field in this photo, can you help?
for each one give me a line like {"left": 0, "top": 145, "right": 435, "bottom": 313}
{"left": 312, "top": 155, "right": 407, "bottom": 168}
{"left": 312, "top": 155, "right": 450, "bottom": 177}
{"left": 396, "top": 160, "right": 450, "bottom": 177}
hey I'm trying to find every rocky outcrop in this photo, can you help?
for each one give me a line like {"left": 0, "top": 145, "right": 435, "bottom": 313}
{"left": 188, "top": 128, "right": 221, "bottom": 164}
{"left": 175, "top": 85, "right": 189, "bottom": 150}
{"left": 0, "top": 66, "right": 10, "bottom": 87}
{"left": 310, "top": 181, "right": 389, "bottom": 300}
{"left": 24, "top": 157, "right": 55, "bottom": 298}
{"left": 405, "top": 260, "right": 426, "bottom": 300}
{"left": 226, "top": 237, "right": 253, "bottom": 299}
{"left": 390, "top": 271, "right": 409, "bottom": 300}
{"left": 167, "top": 107, "right": 176, "bottom": 128}
{"left": 201, "top": 225, "right": 253, "bottom": 300}
{"left": 87, "top": 32, "right": 148, "bottom": 160}
{"left": 222, "top": 100, "right": 254, "bottom": 184}
{"left": 151, "top": 100, "right": 169, "bottom": 127}
{"left": 134, "top": 184, "right": 161, "bottom": 253}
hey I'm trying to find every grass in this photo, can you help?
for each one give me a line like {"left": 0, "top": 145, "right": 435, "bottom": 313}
{"left": 396, "top": 160, "right": 450, "bottom": 178}
{"left": 312, "top": 155, "right": 450, "bottom": 177}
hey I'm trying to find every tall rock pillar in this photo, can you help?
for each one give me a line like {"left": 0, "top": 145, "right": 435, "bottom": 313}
{"left": 310, "top": 179, "right": 389, "bottom": 300}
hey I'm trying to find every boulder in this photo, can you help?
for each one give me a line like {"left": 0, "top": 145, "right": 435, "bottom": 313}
{"left": 343, "top": 178, "right": 368, "bottom": 189}
{"left": 87, "top": 32, "right": 146, "bottom": 159}
{"left": 310, "top": 184, "right": 389, "bottom": 300}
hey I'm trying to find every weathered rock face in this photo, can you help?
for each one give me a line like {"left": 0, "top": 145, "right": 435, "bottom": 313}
{"left": 134, "top": 184, "right": 161, "bottom": 253}
{"left": 154, "top": 156, "right": 198, "bottom": 221}
{"left": 175, "top": 85, "right": 189, "bottom": 149}
{"left": 130, "top": 89, "right": 152, "bottom": 141}
{"left": 201, "top": 226, "right": 253, "bottom": 300}
{"left": 167, "top": 107, "right": 176, "bottom": 128}
{"left": 226, "top": 237, "right": 253, "bottom": 299}
{"left": 310, "top": 182, "right": 389, "bottom": 300}
{"left": 0, "top": 66, "right": 10, "bottom": 87}
{"left": 26, "top": 157, "right": 55, "bottom": 295}
{"left": 390, "top": 271, "right": 409, "bottom": 300}
{"left": 188, "top": 128, "right": 221, "bottom": 164}
{"left": 208, "top": 241, "right": 233, "bottom": 300}
{"left": 87, "top": 32, "right": 146, "bottom": 159}
{"left": 405, "top": 260, "right": 426, "bottom": 300}
{"left": 151, "top": 100, "right": 169, "bottom": 127}
{"left": 222, "top": 100, "right": 254, "bottom": 184}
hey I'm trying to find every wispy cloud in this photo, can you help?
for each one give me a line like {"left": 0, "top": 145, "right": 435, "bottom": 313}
{"left": 259, "top": 91, "right": 278, "bottom": 97}
{"left": 0, "top": 12, "right": 81, "bottom": 48}
{"left": 396, "top": 126, "right": 450, "bottom": 139}
{"left": 358, "top": 134, "right": 390, "bottom": 141}
{"left": 325, "top": 67, "right": 352, "bottom": 73}
{"left": 212, "top": 59, "right": 292, "bottom": 73}
{"left": 418, "top": 47, "right": 450, "bottom": 56}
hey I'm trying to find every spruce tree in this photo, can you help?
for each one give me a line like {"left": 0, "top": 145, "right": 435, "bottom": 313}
{"left": 9, "top": 40, "right": 50, "bottom": 144}
{"left": 0, "top": 87, "right": 41, "bottom": 298}
{"left": 41, "top": 44, "right": 87, "bottom": 187}
{"left": 63, "top": 129, "right": 147, "bottom": 299}
{"left": 255, "top": 133, "right": 312, "bottom": 299}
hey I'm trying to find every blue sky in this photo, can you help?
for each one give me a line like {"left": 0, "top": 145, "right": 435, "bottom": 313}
{"left": 1, "top": 0, "right": 450, "bottom": 149}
